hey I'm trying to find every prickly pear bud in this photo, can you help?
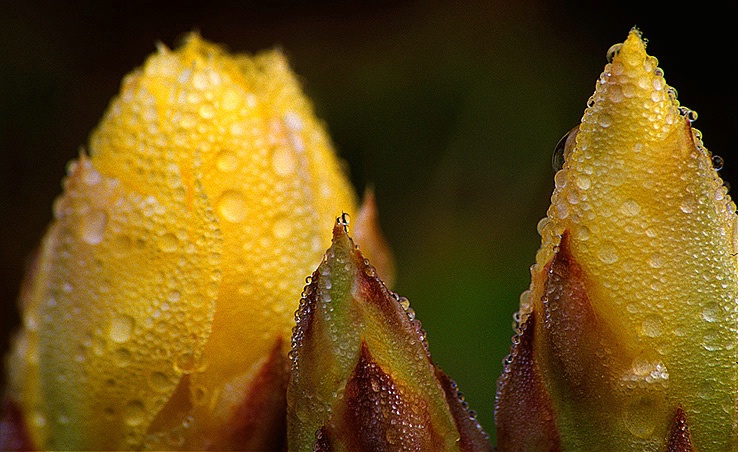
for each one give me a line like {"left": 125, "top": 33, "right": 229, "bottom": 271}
{"left": 2, "top": 34, "right": 392, "bottom": 450}
{"left": 288, "top": 218, "right": 492, "bottom": 451}
{"left": 496, "top": 29, "right": 737, "bottom": 451}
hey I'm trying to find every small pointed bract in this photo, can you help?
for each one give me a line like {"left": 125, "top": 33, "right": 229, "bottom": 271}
{"left": 287, "top": 219, "right": 492, "bottom": 452}
{"left": 496, "top": 29, "right": 737, "bottom": 451}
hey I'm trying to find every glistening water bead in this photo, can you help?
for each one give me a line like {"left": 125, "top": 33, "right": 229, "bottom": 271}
{"left": 552, "top": 125, "right": 579, "bottom": 172}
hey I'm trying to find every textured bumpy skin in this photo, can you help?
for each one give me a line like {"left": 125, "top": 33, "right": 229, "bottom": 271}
{"left": 2, "top": 34, "right": 393, "bottom": 450}
{"left": 287, "top": 221, "right": 492, "bottom": 452}
{"left": 496, "top": 30, "right": 737, "bottom": 451}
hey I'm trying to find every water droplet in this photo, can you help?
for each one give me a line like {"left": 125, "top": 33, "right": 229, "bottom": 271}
{"left": 109, "top": 314, "right": 135, "bottom": 343}
{"left": 397, "top": 296, "right": 410, "bottom": 310}
{"left": 701, "top": 332, "right": 721, "bottom": 351}
{"left": 168, "top": 290, "right": 181, "bottom": 303}
{"left": 160, "top": 232, "right": 178, "bottom": 253}
{"left": 701, "top": 303, "right": 720, "bottom": 323}
{"left": 620, "top": 199, "right": 641, "bottom": 216}
{"left": 678, "top": 106, "right": 698, "bottom": 122}
{"left": 79, "top": 209, "right": 108, "bottom": 245}
{"left": 647, "top": 253, "right": 664, "bottom": 269}
{"left": 712, "top": 155, "right": 724, "bottom": 171}
{"left": 114, "top": 347, "right": 132, "bottom": 367}
{"left": 598, "top": 244, "right": 618, "bottom": 264}
{"left": 123, "top": 400, "right": 146, "bottom": 426}
{"left": 640, "top": 314, "right": 663, "bottom": 338}
{"left": 679, "top": 199, "right": 695, "bottom": 214}
{"left": 174, "top": 352, "right": 195, "bottom": 374}
{"left": 623, "top": 395, "right": 660, "bottom": 439}
{"left": 552, "top": 126, "right": 579, "bottom": 172}
{"left": 575, "top": 174, "right": 591, "bottom": 190}
{"left": 198, "top": 104, "right": 215, "bottom": 119}
{"left": 606, "top": 43, "right": 622, "bottom": 62}
{"left": 216, "top": 150, "right": 238, "bottom": 172}
{"left": 272, "top": 216, "right": 293, "bottom": 239}
{"left": 574, "top": 224, "right": 591, "bottom": 241}
{"left": 148, "top": 371, "right": 170, "bottom": 392}
{"left": 217, "top": 191, "right": 248, "bottom": 222}
{"left": 536, "top": 217, "right": 549, "bottom": 235}
{"left": 272, "top": 146, "right": 297, "bottom": 176}
{"left": 598, "top": 113, "right": 612, "bottom": 128}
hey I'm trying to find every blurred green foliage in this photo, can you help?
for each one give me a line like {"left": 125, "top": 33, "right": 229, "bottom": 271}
{"left": 0, "top": 1, "right": 735, "bottom": 442}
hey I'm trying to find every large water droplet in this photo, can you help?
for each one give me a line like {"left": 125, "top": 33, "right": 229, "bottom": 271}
{"left": 79, "top": 209, "right": 108, "bottom": 245}
{"left": 623, "top": 395, "right": 660, "bottom": 439}
{"left": 575, "top": 174, "right": 591, "bottom": 190}
{"left": 620, "top": 199, "right": 641, "bottom": 216}
{"left": 606, "top": 43, "right": 623, "bottom": 63}
{"left": 109, "top": 314, "right": 135, "bottom": 343}
{"left": 647, "top": 253, "right": 664, "bottom": 269}
{"left": 712, "top": 155, "right": 724, "bottom": 171}
{"left": 123, "top": 400, "right": 146, "bottom": 426}
{"left": 679, "top": 199, "right": 695, "bottom": 214}
{"left": 217, "top": 191, "right": 248, "bottom": 222}
{"left": 701, "top": 303, "right": 720, "bottom": 323}
{"left": 597, "top": 244, "right": 618, "bottom": 264}
{"left": 552, "top": 125, "right": 579, "bottom": 172}
{"left": 640, "top": 314, "right": 663, "bottom": 338}
{"left": 114, "top": 347, "right": 132, "bottom": 367}
{"left": 174, "top": 352, "right": 195, "bottom": 374}
{"left": 148, "top": 371, "right": 171, "bottom": 392}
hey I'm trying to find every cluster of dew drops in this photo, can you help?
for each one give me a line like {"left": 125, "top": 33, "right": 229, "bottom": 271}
{"left": 551, "top": 41, "right": 727, "bottom": 183}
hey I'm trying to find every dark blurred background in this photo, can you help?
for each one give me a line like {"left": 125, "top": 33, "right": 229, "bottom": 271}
{"left": 1, "top": 0, "right": 736, "bottom": 441}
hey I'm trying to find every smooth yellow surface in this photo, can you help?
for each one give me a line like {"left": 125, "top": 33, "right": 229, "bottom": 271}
{"left": 519, "top": 30, "right": 737, "bottom": 450}
{"left": 7, "top": 34, "right": 358, "bottom": 449}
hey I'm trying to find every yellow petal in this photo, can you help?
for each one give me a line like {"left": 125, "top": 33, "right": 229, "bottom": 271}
{"left": 86, "top": 34, "right": 358, "bottom": 447}
{"left": 7, "top": 153, "right": 221, "bottom": 450}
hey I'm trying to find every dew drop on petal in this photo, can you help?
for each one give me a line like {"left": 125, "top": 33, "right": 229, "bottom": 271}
{"left": 640, "top": 314, "right": 663, "bottom": 338}
{"left": 712, "top": 155, "right": 724, "bottom": 171}
{"left": 160, "top": 232, "right": 178, "bottom": 253}
{"left": 623, "top": 395, "right": 659, "bottom": 439}
{"left": 647, "top": 253, "right": 664, "bottom": 268}
{"left": 701, "top": 303, "right": 720, "bottom": 323}
{"left": 620, "top": 199, "right": 641, "bottom": 216}
{"left": 109, "top": 314, "right": 135, "bottom": 343}
{"left": 79, "top": 209, "right": 108, "bottom": 245}
{"left": 575, "top": 174, "right": 591, "bottom": 190}
{"left": 598, "top": 244, "right": 619, "bottom": 264}
{"left": 217, "top": 191, "right": 248, "bottom": 223}
{"left": 606, "top": 43, "right": 623, "bottom": 63}
{"left": 148, "top": 371, "right": 170, "bottom": 392}
{"left": 174, "top": 352, "right": 195, "bottom": 374}
{"left": 123, "top": 400, "right": 146, "bottom": 426}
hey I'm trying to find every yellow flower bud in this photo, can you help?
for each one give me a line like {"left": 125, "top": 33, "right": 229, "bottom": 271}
{"left": 3, "top": 33, "right": 391, "bottom": 450}
{"left": 496, "top": 29, "right": 737, "bottom": 451}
